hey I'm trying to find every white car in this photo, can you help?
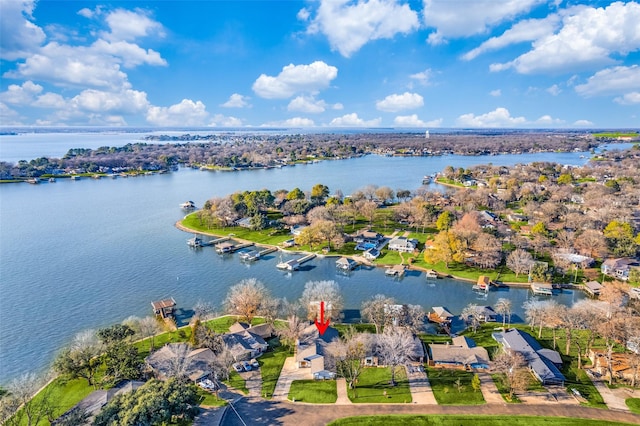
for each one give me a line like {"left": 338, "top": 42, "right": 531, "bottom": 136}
{"left": 232, "top": 362, "right": 244, "bottom": 372}
{"left": 250, "top": 358, "right": 260, "bottom": 369}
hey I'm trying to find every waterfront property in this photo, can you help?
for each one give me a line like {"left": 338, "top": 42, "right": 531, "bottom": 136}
{"left": 387, "top": 236, "right": 418, "bottom": 253}
{"left": 295, "top": 323, "right": 339, "bottom": 378}
{"left": 146, "top": 344, "right": 217, "bottom": 382}
{"left": 589, "top": 349, "right": 637, "bottom": 383}
{"left": 601, "top": 257, "right": 640, "bottom": 281}
{"left": 428, "top": 306, "right": 454, "bottom": 325}
{"left": 385, "top": 264, "right": 406, "bottom": 277}
{"left": 336, "top": 257, "right": 358, "bottom": 271}
{"left": 530, "top": 282, "right": 553, "bottom": 295}
{"left": 584, "top": 281, "right": 603, "bottom": 297}
{"left": 493, "top": 328, "right": 566, "bottom": 385}
{"left": 428, "top": 336, "right": 490, "bottom": 370}
{"left": 222, "top": 329, "right": 269, "bottom": 361}
{"left": 228, "top": 321, "right": 274, "bottom": 340}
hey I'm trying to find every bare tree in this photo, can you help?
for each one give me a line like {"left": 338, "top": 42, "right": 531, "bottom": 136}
{"left": 193, "top": 300, "right": 216, "bottom": 321}
{"left": 491, "top": 350, "right": 530, "bottom": 400}
{"left": 495, "top": 298, "right": 512, "bottom": 327}
{"left": 123, "top": 316, "right": 163, "bottom": 353}
{"left": 376, "top": 327, "right": 416, "bottom": 385}
{"left": 575, "top": 229, "right": 608, "bottom": 259}
{"left": 0, "top": 372, "right": 56, "bottom": 426}
{"left": 356, "top": 200, "right": 378, "bottom": 225}
{"left": 361, "top": 294, "right": 396, "bottom": 334}
{"left": 276, "top": 315, "right": 307, "bottom": 352}
{"left": 161, "top": 343, "right": 194, "bottom": 379}
{"left": 326, "top": 329, "right": 373, "bottom": 392}
{"left": 506, "top": 249, "right": 533, "bottom": 277}
{"left": 224, "top": 278, "right": 270, "bottom": 324}
{"left": 299, "top": 280, "right": 344, "bottom": 321}
{"left": 470, "top": 233, "right": 502, "bottom": 269}
{"left": 460, "top": 303, "right": 483, "bottom": 334}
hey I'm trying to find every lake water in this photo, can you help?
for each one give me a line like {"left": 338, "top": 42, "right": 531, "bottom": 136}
{"left": 0, "top": 133, "right": 631, "bottom": 383}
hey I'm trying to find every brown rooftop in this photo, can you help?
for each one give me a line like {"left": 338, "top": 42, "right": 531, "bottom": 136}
{"left": 151, "top": 298, "right": 176, "bottom": 310}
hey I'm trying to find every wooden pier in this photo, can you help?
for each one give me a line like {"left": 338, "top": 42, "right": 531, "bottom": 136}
{"left": 259, "top": 246, "right": 277, "bottom": 256}
{"left": 276, "top": 253, "right": 316, "bottom": 271}
{"left": 530, "top": 282, "right": 553, "bottom": 295}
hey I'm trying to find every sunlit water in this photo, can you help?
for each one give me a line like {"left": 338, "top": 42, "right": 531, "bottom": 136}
{"left": 1, "top": 134, "right": 632, "bottom": 382}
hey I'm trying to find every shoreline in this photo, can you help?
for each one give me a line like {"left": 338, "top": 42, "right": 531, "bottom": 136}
{"left": 175, "top": 219, "right": 552, "bottom": 290}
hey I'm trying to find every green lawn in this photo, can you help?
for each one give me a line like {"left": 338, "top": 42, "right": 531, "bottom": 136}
{"left": 223, "top": 370, "right": 248, "bottom": 395}
{"left": 288, "top": 380, "right": 337, "bottom": 403}
{"left": 626, "top": 398, "right": 640, "bottom": 414}
{"left": 181, "top": 213, "right": 292, "bottom": 245}
{"left": 427, "top": 368, "right": 485, "bottom": 405}
{"left": 259, "top": 341, "right": 289, "bottom": 398}
{"left": 491, "top": 373, "right": 521, "bottom": 403}
{"left": 328, "top": 415, "right": 636, "bottom": 426}
{"left": 196, "top": 387, "right": 228, "bottom": 407}
{"left": 411, "top": 259, "right": 529, "bottom": 284}
{"left": 347, "top": 367, "right": 412, "bottom": 403}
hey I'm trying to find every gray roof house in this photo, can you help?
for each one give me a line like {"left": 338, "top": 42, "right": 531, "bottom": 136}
{"left": 228, "top": 321, "right": 274, "bottom": 339}
{"left": 601, "top": 257, "right": 640, "bottom": 281}
{"left": 429, "top": 336, "right": 490, "bottom": 370}
{"left": 388, "top": 236, "right": 418, "bottom": 253}
{"left": 146, "top": 344, "right": 217, "bottom": 382}
{"left": 296, "top": 323, "right": 339, "bottom": 375}
{"left": 222, "top": 330, "right": 269, "bottom": 361}
{"left": 493, "top": 329, "right": 565, "bottom": 385}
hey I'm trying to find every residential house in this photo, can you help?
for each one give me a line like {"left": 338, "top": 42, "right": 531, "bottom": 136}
{"left": 228, "top": 321, "right": 274, "bottom": 340}
{"left": 493, "top": 329, "right": 565, "bottom": 385}
{"left": 602, "top": 258, "right": 640, "bottom": 281}
{"left": 363, "top": 248, "right": 380, "bottom": 260}
{"left": 388, "top": 236, "right": 418, "bottom": 253}
{"left": 428, "top": 336, "right": 490, "bottom": 370}
{"left": 295, "top": 323, "right": 339, "bottom": 377}
{"left": 235, "top": 217, "right": 253, "bottom": 228}
{"left": 555, "top": 251, "right": 594, "bottom": 267}
{"left": 145, "top": 344, "right": 218, "bottom": 382}
{"left": 222, "top": 330, "right": 269, "bottom": 361}
{"left": 291, "top": 225, "right": 308, "bottom": 236}
{"left": 353, "top": 229, "right": 384, "bottom": 245}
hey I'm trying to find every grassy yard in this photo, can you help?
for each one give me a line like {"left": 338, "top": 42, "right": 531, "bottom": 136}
{"left": 427, "top": 368, "right": 485, "bottom": 405}
{"left": 411, "top": 259, "right": 529, "bottom": 284}
{"left": 224, "top": 370, "right": 248, "bottom": 395}
{"left": 328, "top": 415, "right": 636, "bottom": 426}
{"left": 626, "top": 398, "right": 640, "bottom": 414}
{"left": 288, "top": 380, "right": 337, "bottom": 403}
{"left": 181, "top": 213, "right": 292, "bottom": 246}
{"left": 259, "top": 340, "right": 289, "bottom": 398}
{"left": 491, "top": 373, "right": 521, "bottom": 403}
{"left": 347, "top": 367, "right": 412, "bottom": 403}
{"left": 196, "top": 387, "right": 228, "bottom": 407}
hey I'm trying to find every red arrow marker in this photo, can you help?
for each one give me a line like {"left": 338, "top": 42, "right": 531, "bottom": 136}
{"left": 315, "top": 301, "right": 330, "bottom": 336}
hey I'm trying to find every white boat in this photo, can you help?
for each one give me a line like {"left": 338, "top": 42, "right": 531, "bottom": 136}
{"left": 187, "top": 236, "right": 203, "bottom": 248}
{"left": 422, "top": 175, "right": 432, "bottom": 184}
{"left": 180, "top": 200, "right": 196, "bottom": 209}
{"left": 239, "top": 250, "right": 260, "bottom": 261}
{"left": 425, "top": 270, "right": 438, "bottom": 279}
{"left": 48, "top": 177, "right": 56, "bottom": 182}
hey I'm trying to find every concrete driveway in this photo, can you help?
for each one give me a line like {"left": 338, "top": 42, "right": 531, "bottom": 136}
{"left": 271, "top": 356, "right": 312, "bottom": 401}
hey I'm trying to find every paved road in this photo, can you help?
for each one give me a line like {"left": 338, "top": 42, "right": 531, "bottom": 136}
{"left": 220, "top": 399, "right": 640, "bottom": 426}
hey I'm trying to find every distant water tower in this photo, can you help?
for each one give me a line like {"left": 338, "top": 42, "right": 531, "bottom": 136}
{"left": 425, "top": 130, "right": 430, "bottom": 139}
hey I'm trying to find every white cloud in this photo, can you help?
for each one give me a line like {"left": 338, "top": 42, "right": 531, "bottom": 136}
{"left": 92, "top": 39, "right": 166, "bottom": 68}
{"left": 329, "top": 113, "right": 381, "bottom": 127}
{"left": 535, "top": 115, "right": 565, "bottom": 125}
{"left": 221, "top": 93, "right": 250, "bottom": 108}
{"left": 424, "top": 0, "right": 545, "bottom": 45}
{"left": 462, "top": 16, "right": 559, "bottom": 60}
{"left": 409, "top": 69, "right": 434, "bottom": 86}
{"left": 77, "top": 7, "right": 96, "bottom": 19}
{"left": 333, "top": 103, "right": 344, "bottom": 110}
{"left": 287, "top": 96, "right": 327, "bottom": 113}
{"left": 615, "top": 92, "right": 640, "bottom": 105}
{"left": 575, "top": 65, "right": 640, "bottom": 97}
{"left": 306, "top": 0, "right": 419, "bottom": 57}
{"left": 573, "top": 119, "right": 594, "bottom": 126}
{"left": 546, "top": 84, "right": 561, "bottom": 96}
{"left": 0, "top": 102, "right": 23, "bottom": 125}
{"left": 70, "top": 89, "right": 150, "bottom": 114}
{"left": 297, "top": 7, "right": 311, "bottom": 21}
{"left": 491, "top": 2, "right": 640, "bottom": 74}
{"left": 394, "top": 114, "right": 442, "bottom": 127}
{"left": 146, "top": 99, "right": 208, "bottom": 126}
{"left": 376, "top": 92, "right": 423, "bottom": 112}
{"left": 0, "top": 81, "right": 43, "bottom": 104}
{"left": 209, "top": 114, "right": 243, "bottom": 127}
{"left": 490, "top": 89, "right": 501, "bottom": 97}
{"left": 456, "top": 107, "right": 526, "bottom": 128}
{"left": 252, "top": 61, "right": 338, "bottom": 99}
{"left": 0, "top": 0, "right": 46, "bottom": 60}
{"left": 103, "top": 8, "right": 165, "bottom": 42}
{"left": 32, "top": 92, "right": 66, "bottom": 109}
{"left": 264, "top": 117, "right": 316, "bottom": 127}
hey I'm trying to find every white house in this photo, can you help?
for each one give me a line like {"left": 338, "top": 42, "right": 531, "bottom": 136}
{"left": 388, "top": 236, "right": 417, "bottom": 253}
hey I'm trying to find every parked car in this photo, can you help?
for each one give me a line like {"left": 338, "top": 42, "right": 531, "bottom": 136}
{"left": 241, "top": 361, "right": 252, "bottom": 371}
{"left": 250, "top": 358, "right": 260, "bottom": 369}
{"left": 232, "top": 362, "right": 244, "bottom": 372}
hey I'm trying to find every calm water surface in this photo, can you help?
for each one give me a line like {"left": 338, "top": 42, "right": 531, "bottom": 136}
{"left": 2, "top": 136, "right": 631, "bottom": 382}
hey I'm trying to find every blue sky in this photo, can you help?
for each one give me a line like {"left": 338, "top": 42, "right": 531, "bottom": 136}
{"left": 1, "top": 0, "right": 639, "bottom": 128}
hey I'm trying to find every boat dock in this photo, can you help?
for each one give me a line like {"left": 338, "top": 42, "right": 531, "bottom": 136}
{"left": 385, "top": 264, "right": 406, "bottom": 277}
{"left": 531, "top": 282, "right": 553, "bottom": 295}
{"left": 216, "top": 241, "right": 254, "bottom": 254}
{"left": 276, "top": 253, "right": 316, "bottom": 271}
{"left": 258, "top": 247, "right": 278, "bottom": 256}
{"left": 187, "top": 235, "right": 214, "bottom": 248}
{"left": 425, "top": 269, "right": 439, "bottom": 279}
